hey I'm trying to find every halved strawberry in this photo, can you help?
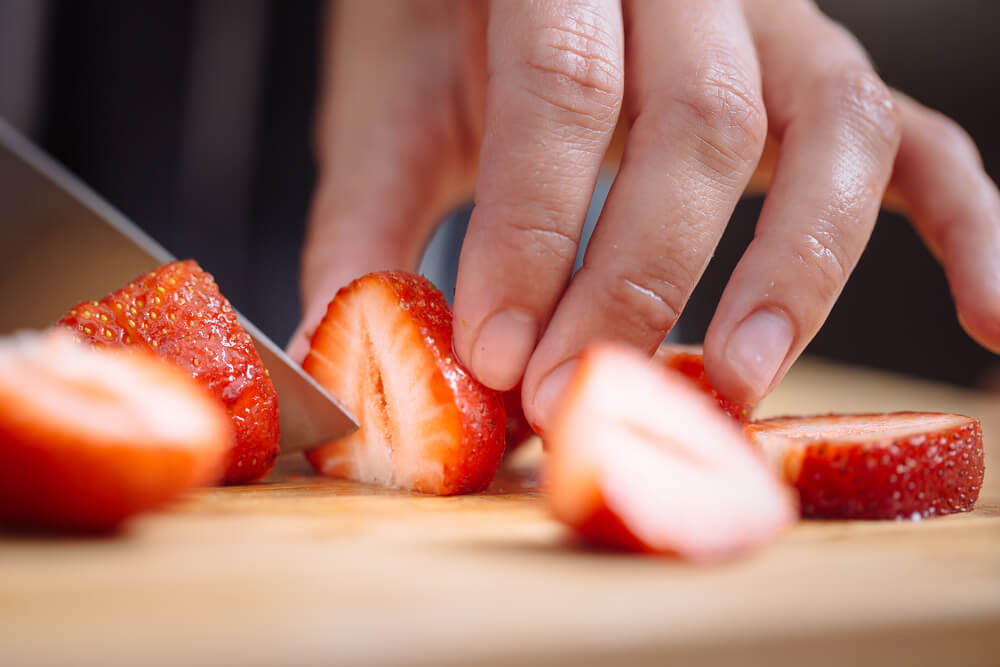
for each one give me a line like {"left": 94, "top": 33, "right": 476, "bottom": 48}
{"left": 58, "top": 260, "right": 280, "bottom": 484}
{"left": 0, "top": 331, "right": 231, "bottom": 532}
{"left": 745, "top": 413, "right": 985, "bottom": 519}
{"left": 547, "top": 344, "right": 796, "bottom": 561}
{"left": 303, "top": 271, "right": 505, "bottom": 495}
{"left": 654, "top": 344, "right": 755, "bottom": 422}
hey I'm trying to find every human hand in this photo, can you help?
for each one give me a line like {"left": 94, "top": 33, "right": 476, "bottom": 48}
{"left": 289, "top": 0, "right": 1000, "bottom": 435}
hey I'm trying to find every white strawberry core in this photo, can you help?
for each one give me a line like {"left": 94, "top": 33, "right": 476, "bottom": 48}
{"left": 358, "top": 301, "right": 452, "bottom": 490}
{"left": 305, "top": 285, "right": 456, "bottom": 491}
{"left": 0, "top": 331, "right": 222, "bottom": 449}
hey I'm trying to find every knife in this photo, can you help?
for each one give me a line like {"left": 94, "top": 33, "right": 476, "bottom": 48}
{"left": 0, "top": 117, "right": 357, "bottom": 453}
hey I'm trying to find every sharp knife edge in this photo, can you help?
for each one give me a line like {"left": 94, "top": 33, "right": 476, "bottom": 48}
{"left": 0, "top": 117, "right": 357, "bottom": 453}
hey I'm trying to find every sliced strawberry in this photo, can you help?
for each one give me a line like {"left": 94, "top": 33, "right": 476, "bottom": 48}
{"left": 654, "top": 344, "right": 755, "bottom": 422}
{"left": 0, "top": 331, "right": 231, "bottom": 532}
{"left": 58, "top": 260, "right": 280, "bottom": 484}
{"left": 303, "top": 271, "right": 505, "bottom": 495}
{"left": 503, "top": 385, "right": 536, "bottom": 453}
{"left": 745, "top": 413, "right": 985, "bottom": 519}
{"left": 547, "top": 344, "right": 796, "bottom": 561}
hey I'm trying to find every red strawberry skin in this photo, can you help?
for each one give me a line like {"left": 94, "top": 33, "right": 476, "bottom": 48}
{"left": 58, "top": 260, "right": 280, "bottom": 484}
{"left": 655, "top": 344, "right": 754, "bottom": 422}
{"left": 572, "top": 498, "right": 652, "bottom": 554}
{"left": 746, "top": 413, "right": 985, "bottom": 519}
{"left": 303, "top": 271, "right": 505, "bottom": 495}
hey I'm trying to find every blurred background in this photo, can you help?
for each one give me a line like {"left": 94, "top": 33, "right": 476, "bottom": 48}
{"left": 0, "top": 0, "right": 997, "bottom": 387}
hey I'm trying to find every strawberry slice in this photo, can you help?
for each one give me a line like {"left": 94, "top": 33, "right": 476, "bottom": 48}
{"left": 745, "top": 413, "right": 985, "bottom": 519}
{"left": 547, "top": 344, "right": 796, "bottom": 561}
{"left": 0, "top": 331, "right": 231, "bottom": 532}
{"left": 303, "top": 271, "right": 505, "bottom": 495}
{"left": 654, "top": 344, "right": 755, "bottom": 422}
{"left": 58, "top": 260, "right": 280, "bottom": 484}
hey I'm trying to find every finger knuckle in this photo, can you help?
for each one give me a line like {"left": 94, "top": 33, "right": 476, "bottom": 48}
{"left": 792, "top": 222, "right": 856, "bottom": 301}
{"left": 816, "top": 68, "right": 901, "bottom": 149}
{"left": 521, "top": 18, "right": 624, "bottom": 131}
{"left": 495, "top": 202, "right": 582, "bottom": 267}
{"left": 591, "top": 260, "right": 689, "bottom": 336}
{"left": 656, "top": 58, "right": 768, "bottom": 175}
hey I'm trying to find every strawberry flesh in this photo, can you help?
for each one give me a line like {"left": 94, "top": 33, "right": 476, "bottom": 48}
{"left": 548, "top": 344, "right": 796, "bottom": 561}
{"left": 58, "top": 260, "right": 280, "bottom": 484}
{"left": 655, "top": 344, "right": 754, "bottom": 422}
{"left": 303, "top": 271, "right": 505, "bottom": 495}
{"left": 745, "top": 413, "right": 984, "bottom": 519}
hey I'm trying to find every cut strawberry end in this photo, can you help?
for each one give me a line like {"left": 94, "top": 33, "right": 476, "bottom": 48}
{"left": 746, "top": 413, "right": 985, "bottom": 520}
{"left": 548, "top": 344, "right": 796, "bottom": 561}
{"left": 0, "top": 331, "right": 231, "bottom": 532}
{"left": 0, "top": 332, "right": 226, "bottom": 452}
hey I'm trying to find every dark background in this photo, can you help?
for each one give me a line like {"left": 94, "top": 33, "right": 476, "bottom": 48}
{"left": 0, "top": 0, "right": 997, "bottom": 386}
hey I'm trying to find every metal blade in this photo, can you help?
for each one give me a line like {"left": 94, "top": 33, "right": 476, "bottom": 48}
{"left": 0, "top": 117, "right": 356, "bottom": 453}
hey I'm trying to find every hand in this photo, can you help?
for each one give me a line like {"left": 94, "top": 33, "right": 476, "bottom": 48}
{"left": 289, "top": 0, "right": 1000, "bottom": 435}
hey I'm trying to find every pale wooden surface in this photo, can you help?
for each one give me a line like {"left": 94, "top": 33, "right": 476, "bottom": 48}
{"left": 1, "top": 359, "right": 999, "bottom": 667}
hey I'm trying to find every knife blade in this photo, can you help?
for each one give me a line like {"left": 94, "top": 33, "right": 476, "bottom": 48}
{"left": 0, "top": 117, "right": 357, "bottom": 453}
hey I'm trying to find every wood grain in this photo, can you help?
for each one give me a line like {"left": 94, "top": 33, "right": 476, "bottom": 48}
{"left": 1, "top": 359, "right": 998, "bottom": 667}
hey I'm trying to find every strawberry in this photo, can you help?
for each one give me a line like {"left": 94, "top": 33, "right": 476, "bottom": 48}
{"left": 58, "top": 260, "right": 280, "bottom": 484}
{"left": 0, "top": 331, "right": 231, "bottom": 532}
{"left": 503, "top": 385, "right": 536, "bottom": 453}
{"left": 547, "top": 344, "right": 796, "bottom": 561}
{"left": 303, "top": 271, "right": 505, "bottom": 495}
{"left": 744, "top": 413, "right": 985, "bottom": 519}
{"left": 654, "top": 344, "right": 755, "bottom": 422}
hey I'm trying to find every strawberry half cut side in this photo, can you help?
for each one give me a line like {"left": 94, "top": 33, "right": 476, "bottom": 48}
{"left": 745, "top": 412, "right": 985, "bottom": 519}
{"left": 303, "top": 271, "right": 505, "bottom": 495}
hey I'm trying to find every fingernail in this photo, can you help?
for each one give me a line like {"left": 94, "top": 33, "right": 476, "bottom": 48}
{"left": 532, "top": 359, "right": 579, "bottom": 430}
{"left": 470, "top": 309, "right": 538, "bottom": 390}
{"left": 725, "top": 309, "right": 794, "bottom": 399}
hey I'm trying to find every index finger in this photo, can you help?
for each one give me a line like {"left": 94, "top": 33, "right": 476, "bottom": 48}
{"left": 452, "top": 0, "right": 624, "bottom": 391}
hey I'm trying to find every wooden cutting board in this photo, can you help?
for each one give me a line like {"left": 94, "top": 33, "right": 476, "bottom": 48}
{"left": 2, "top": 359, "right": 998, "bottom": 667}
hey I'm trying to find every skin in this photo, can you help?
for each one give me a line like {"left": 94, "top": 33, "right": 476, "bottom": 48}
{"left": 288, "top": 0, "right": 1000, "bottom": 434}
